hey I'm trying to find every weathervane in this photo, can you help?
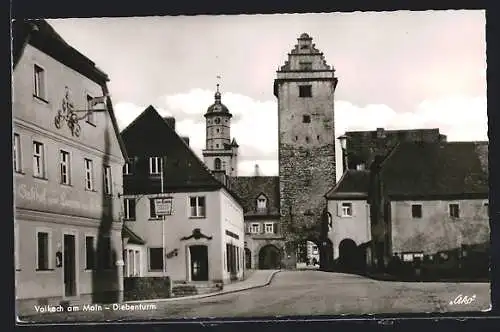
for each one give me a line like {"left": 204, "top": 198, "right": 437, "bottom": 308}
{"left": 54, "top": 86, "right": 108, "bottom": 137}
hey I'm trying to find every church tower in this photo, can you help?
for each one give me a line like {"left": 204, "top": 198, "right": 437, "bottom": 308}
{"left": 202, "top": 84, "right": 239, "bottom": 177}
{"left": 274, "top": 33, "right": 337, "bottom": 269}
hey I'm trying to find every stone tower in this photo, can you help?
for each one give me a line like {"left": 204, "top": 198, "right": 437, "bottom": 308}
{"left": 202, "top": 84, "right": 239, "bottom": 176}
{"left": 274, "top": 33, "right": 338, "bottom": 269}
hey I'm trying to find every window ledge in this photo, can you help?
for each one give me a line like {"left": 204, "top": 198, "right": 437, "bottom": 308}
{"left": 84, "top": 269, "right": 94, "bottom": 272}
{"left": 124, "top": 218, "right": 136, "bottom": 222}
{"left": 16, "top": 269, "right": 21, "bottom": 272}
{"left": 36, "top": 268, "right": 55, "bottom": 272}
{"left": 33, "top": 176, "right": 48, "bottom": 181}
{"left": 14, "top": 171, "right": 25, "bottom": 175}
{"left": 148, "top": 218, "right": 163, "bottom": 221}
{"left": 61, "top": 183, "right": 72, "bottom": 187}
{"left": 33, "top": 95, "right": 49, "bottom": 104}
{"left": 189, "top": 216, "right": 206, "bottom": 219}
{"left": 85, "top": 189, "right": 98, "bottom": 193}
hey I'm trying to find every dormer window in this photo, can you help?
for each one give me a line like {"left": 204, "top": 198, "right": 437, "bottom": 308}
{"left": 256, "top": 194, "right": 267, "bottom": 211}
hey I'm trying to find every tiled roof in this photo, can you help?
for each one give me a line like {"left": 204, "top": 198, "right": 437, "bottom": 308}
{"left": 324, "top": 170, "right": 370, "bottom": 200}
{"left": 121, "top": 106, "right": 243, "bottom": 205}
{"left": 228, "top": 176, "right": 280, "bottom": 216}
{"left": 381, "top": 141, "right": 489, "bottom": 198}
{"left": 13, "top": 19, "right": 109, "bottom": 83}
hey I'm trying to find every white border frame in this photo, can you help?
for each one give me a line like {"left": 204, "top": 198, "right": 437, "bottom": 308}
{"left": 13, "top": 133, "right": 22, "bottom": 173}
{"left": 340, "top": 201, "right": 353, "bottom": 218}
{"left": 84, "top": 158, "right": 94, "bottom": 191}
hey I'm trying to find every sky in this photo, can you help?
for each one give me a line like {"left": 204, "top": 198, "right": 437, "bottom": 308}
{"left": 47, "top": 10, "right": 487, "bottom": 178}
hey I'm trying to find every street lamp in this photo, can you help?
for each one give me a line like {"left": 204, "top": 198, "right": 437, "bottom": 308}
{"left": 337, "top": 134, "right": 348, "bottom": 172}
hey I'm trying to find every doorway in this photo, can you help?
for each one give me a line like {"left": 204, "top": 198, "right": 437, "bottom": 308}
{"left": 190, "top": 245, "right": 209, "bottom": 281}
{"left": 63, "top": 234, "right": 77, "bottom": 297}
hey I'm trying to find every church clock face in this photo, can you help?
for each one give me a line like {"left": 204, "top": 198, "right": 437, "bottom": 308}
{"left": 215, "top": 118, "right": 221, "bottom": 124}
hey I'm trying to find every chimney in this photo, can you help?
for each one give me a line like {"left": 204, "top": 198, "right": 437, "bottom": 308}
{"left": 254, "top": 164, "right": 260, "bottom": 177}
{"left": 163, "top": 117, "right": 176, "bottom": 130}
{"left": 181, "top": 136, "right": 190, "bottom": 146}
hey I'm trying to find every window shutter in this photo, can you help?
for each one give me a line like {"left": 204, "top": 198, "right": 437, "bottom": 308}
{"left": 351, "top": 203, "right": 356, "bottom": 217}
{"left": 337, "top": 202, "right": 342, "bottom": 217}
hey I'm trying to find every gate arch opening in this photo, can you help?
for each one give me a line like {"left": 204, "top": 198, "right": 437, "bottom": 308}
{"left": 258, "top": 245, "right": 281, "bottom": 269}
{"left": 338, "top": 238, "right": 362, "bottom": 272}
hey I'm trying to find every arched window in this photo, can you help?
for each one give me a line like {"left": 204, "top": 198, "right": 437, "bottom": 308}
{"left": 214, "top": 158, "right": 221, "bottom": 170}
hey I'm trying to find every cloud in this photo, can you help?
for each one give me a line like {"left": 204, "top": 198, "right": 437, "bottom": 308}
{"left": 335, "top": 96, "right": 488, "bottom": 142}
{"left": 114, "top": 90, "right": 487, "bottom": 178}
{"left": 114, "top": 102, "right": 171, "bottom": 131}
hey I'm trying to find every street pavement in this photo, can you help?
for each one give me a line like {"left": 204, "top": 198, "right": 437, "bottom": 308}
{"left": 19, "top": 270, "right": 490, "bottom": 323}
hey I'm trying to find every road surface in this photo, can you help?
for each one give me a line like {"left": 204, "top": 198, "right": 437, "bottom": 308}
{"left": 19, "top": 270, "right": 490, "bottom": 322}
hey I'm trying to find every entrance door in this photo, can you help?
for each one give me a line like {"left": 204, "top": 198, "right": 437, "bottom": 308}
{"left": 63, "top": 234, "right": 77, "bottom": 297}
{"left": 190, "top": 245, "right": 208, "bottom": 281}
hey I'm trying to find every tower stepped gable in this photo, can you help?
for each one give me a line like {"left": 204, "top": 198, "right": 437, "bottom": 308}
{"left": 275, "top": 33, "right": 338, "bottom": 251}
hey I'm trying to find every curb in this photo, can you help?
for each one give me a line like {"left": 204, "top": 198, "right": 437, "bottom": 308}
{"left": 125, "top": 270, "right": 281, "bottom": 305}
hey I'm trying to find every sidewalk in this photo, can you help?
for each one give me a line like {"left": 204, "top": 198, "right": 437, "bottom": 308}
{"left": 126, "top": 269, "right": 280, "bottom": 304}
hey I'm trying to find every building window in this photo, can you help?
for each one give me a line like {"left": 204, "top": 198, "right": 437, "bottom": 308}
{"left": 123, "top": 161, "right": 131, "bottom": 175}
{"left": 36, "top": 231, "right": 50, "bottom": 270}
{"left": 299, "top": 85, "right": 312, "bottom": 98}
{"left": 189, "top": 196, "right": 206, "bottom": 218}
{"left": 13, "top": 133, "right": 21, "bottom": 173}
{"left": 214, "top": 158, "right": 221, "bottom": 170}
{"left": 32, "top": 141, "right": 45, "bottom": 178}
{"left": 60, "top": 150, "right": 70, "bottom": 185}
{"left": 149, "top": 156, "right": 162, "bottom": 174}
{"left": 484, "top": 201, "right": 489, "bottom": 217}
{"left": 264, "top": 223, "right": 274, "bottom": 234}
{"left": 449, "top": 203, "right": 460, "bottom": 218}
{"left": 103, "top": 165, "right": 112, "bottom": 195}
{"left": 305, "top": 136, "right": 310, "bottom": 143}
{"left": 84, "top": 159, "right": 94, "bottom": 190}
{"left": 33, "top": 64, "right": 46, "bottom": 100}
{"left": 149, "top": 248, "right": 164, "bottom": 271}
{"left": 86, "top": 94, "right": 96, "bottom": 125}
{"left": 411, "top": 204, "right": 422, "bottom": 218}
{"left": 251, "top": 223, "right": 260, "bottom": 234}
{"left": 124, "top": 198, "right": 136, "bottom": 220}
{"left": 303, "top": 115, "right": 311, "bottom": 123}
{"left": 257, "top": 196, "right": 267, "bottom": 210}
{"left": 402, "top": 252, "right": 423, "bottom": 262}
{"left": 299, "top": 62, "right": 312, "bottom": 71}
{"left": 341, "top": 202, "right": 353, "bottom": 217}
{"left": 85, "top": 236, "right": 95, "bottom": 270}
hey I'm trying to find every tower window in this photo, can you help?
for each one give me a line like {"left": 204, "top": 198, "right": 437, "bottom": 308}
{"left": 305, "top": 136, "right": 309, "bottom": 143}
{"left": 299, "top": 85, "right": 312, "bottom": 98}
{"left": 302, "top": 115, "right": 311, "bottom": 123}
{"left": 317, "top": 135, "right": 320, "bottom": 141}
{"left": 216, "top": 128, "right": 220, "bottom": 133}
{"left": 214, "top": 158, "right": 221, "bottom": 170}
{"left": 216, "top": 144, "right": 219, "bottom": 148}
{"left": 295, "top": 136, "right": 298, "bottom": 141}
{"left": 299, "top": 62, "right": 312, "bottom": 71}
